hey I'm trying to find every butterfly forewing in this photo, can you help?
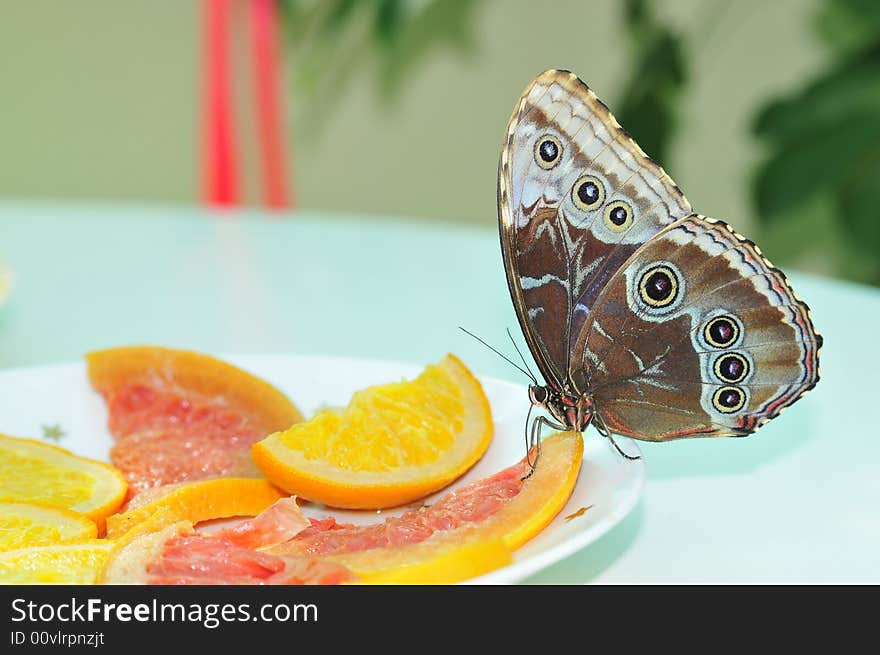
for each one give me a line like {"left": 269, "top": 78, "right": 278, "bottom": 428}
{"left": 499, "top": 70, "right": 692, "bottom": 392}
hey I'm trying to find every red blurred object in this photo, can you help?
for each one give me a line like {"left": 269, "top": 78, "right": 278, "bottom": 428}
{"left": 250, "top": 0, "right": 291, "bottom": 209}
{"left": 203, "top": 0, "right": 238, "bottom": 207}
{"left": 202, "top": 0, "right": 292, "bottom": 210}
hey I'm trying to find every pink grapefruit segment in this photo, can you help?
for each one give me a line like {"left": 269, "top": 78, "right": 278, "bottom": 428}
{"left": 275, "top": 431, "right": 583, "bottom": 557}
{"left": 99, "top": 516, "right": 354, "bottom": 586}
{"left": 100, "top": 433, "right": 582, "bottom": 585}
{"left": 87, "top": 346, "right": 303, "bottom": 495}
{"left": 146, "top": 535, "right": 355, "bottom": 585}
{"left": 289, "top": 461, "right": 525, "bottom": 556}
{"left": 212, "top": 497, "right": 310, "bottom": 549}
{"left": 268, "top": 432, "right": 584, "bottom": 583}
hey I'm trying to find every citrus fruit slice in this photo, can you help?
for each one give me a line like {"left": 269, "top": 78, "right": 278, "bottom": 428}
{"left": 0, "top": 541, "right": 114, "bottom": 584}
{"left": 104, "top": 477, "right": 285, "bottom": 538}
{"left": 343, "top": 535, "right": 512, "bottom": 584}
{"left": 0, "top": 434, "right": 127, "bottom": 527}
{"left": 146, "top": 535, "right": 355, "bottom": 585}
{"left": 99, "top": 433, "right": 581, "bottom": 585}
{"left": 100, "top": 517, "right": 354, "bottom": 585}
{"left": 0, "top": 502, "right": 97, "bottom": 552}
{"left": 211, "top": 497, "right": 309, "bottom": 549}
{"left": 252, "top": 354, "right": 493, "bottom": 509}
{"left": 87, "top": 346, "right": 304, "bottom": 495}
{"left": 100, "top": 516, "right": 194, "bottom": 584}
{"left": 268, "top": 431, "right": 584, "bottom": 583}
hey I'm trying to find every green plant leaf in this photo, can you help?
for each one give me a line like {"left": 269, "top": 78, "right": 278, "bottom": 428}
{"left": 752, "top": 0, "right": 880, "bottom": 285}
{"left": 753, "top": 48, "right": 880, "bottom": 144}
{"left": 374, "top": 0, "right": 479, "bottom": 99}
{"left": 840, "top": 145, "right": 880, "bottom": 246}
{"left": 280, "top": 0, "right": 482, "bottom": 135}
{"left": 754, "top": 112, "right": 880, "bottom": 219}
{"left": 815, "top": 0, "right": 880, "bottom": 55}
{"left": 374, "top": 0, "right": 402, "bottom": 44}
{"left": 615, "top": 0, "right": 688, "bottom": 165}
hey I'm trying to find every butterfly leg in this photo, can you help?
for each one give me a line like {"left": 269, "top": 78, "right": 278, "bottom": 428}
{"left": 523, "top": 415, "right": 566, "bottom": 480}
{"left": 594, "top": 413, "right": 641, "bottom": 461}
{"left": 523, "top": 418, "right": 542, "bottom": 480}
{"left": 607, "top": 434, "right": 641, "bottom": 460}
{"left": 523, "top": 402, "right": 534, "bottom": 469}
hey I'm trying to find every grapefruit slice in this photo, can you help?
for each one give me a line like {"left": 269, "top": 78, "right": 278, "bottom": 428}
{"left": 99, "top": 433, "right": 580, "bottom": 585}
{"left": 87, "top": 346, "right": 304, "bottom": 495}
{"left": 252, "top": 354, "right": 493, "bottom": 509}
{"left": 100, "top": 518, "right": 192, "bottom": 585}
{"left": 269, "top": 431, "right": 584, "bottom": 583}
{"left": 0, "top": 502, "right": 98, "bottom": 552}
{"left": 146, "top": 534, "right": 355, "bottom": 585}
{"left": 104, "top": 477, "right": 286, "bottom": 538}
{"left": 0, "top": 434, "right": 127, "bottom": 528}
{"left": 342, "top": 535, "right": 512, "bottom": 584}
{"left": 99, "top": 516, "right": 354, "bottom": 585}
{"left": 211, "top": 497, "right": 309, "bottom": 549}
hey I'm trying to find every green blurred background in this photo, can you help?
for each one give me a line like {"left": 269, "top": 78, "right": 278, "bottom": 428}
{"left": 1, "top": 0, "right": 877, "bottom": 284}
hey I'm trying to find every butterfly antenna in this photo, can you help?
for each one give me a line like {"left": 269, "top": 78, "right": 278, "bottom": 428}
{"left": 506, "top": 327, "right": 538, "bottom": 383}
{"left": 458, "top": 327, "right": 538, "bottom": 384}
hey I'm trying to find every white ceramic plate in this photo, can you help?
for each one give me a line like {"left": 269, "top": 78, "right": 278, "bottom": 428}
{"left": 0, "top": 354, "right": 645, "bottom": 584}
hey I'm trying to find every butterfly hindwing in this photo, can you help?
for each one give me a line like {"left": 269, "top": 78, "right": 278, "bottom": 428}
{"left": 498, "top": 70, "right": 692, "bottom": 391}
{"left": 573, "top": 215, "right": 822, "bottom": 441}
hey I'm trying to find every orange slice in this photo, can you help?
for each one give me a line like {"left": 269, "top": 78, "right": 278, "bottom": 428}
{"left": 0, "top": 502, "right": 97, "bottom": 552}
{"left": 253, "top": 354, "right": 493, "bottom": 509}
{"left": 269, "top": 432, "right": 584, "bottom": 583}
{"left": 86, "top": 346, "right": 304, "bottom": 495}
{"left": 0, "top": 434, "right": 127, "bottom": 528}
{"left": 0, "top": 541, "right": 114, "bottom": 584}
{"left": 104, "top": 477, "right": 285, "bottom": 538}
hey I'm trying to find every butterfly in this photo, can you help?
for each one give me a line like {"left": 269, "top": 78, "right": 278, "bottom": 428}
{"left": 497, "top": 70, "right": 822, "bottom": 466}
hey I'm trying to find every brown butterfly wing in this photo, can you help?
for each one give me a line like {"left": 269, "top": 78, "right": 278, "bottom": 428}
{"left": 574, "top": 215, "right": 822, "bottom": 441}
{"left": 498, "top": 70, "right": 691, "bottom": 391}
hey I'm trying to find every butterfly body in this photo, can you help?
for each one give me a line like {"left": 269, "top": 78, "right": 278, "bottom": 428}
{"left": 528, "top": 382, "right": 593, "bottom": 432}
{"left": 500, "top": 70, "right": 821, "bottom": 449}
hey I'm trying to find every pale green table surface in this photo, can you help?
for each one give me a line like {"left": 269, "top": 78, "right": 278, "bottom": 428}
{"left": 1, "top": 202, "right": 876, "bottom": 583}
